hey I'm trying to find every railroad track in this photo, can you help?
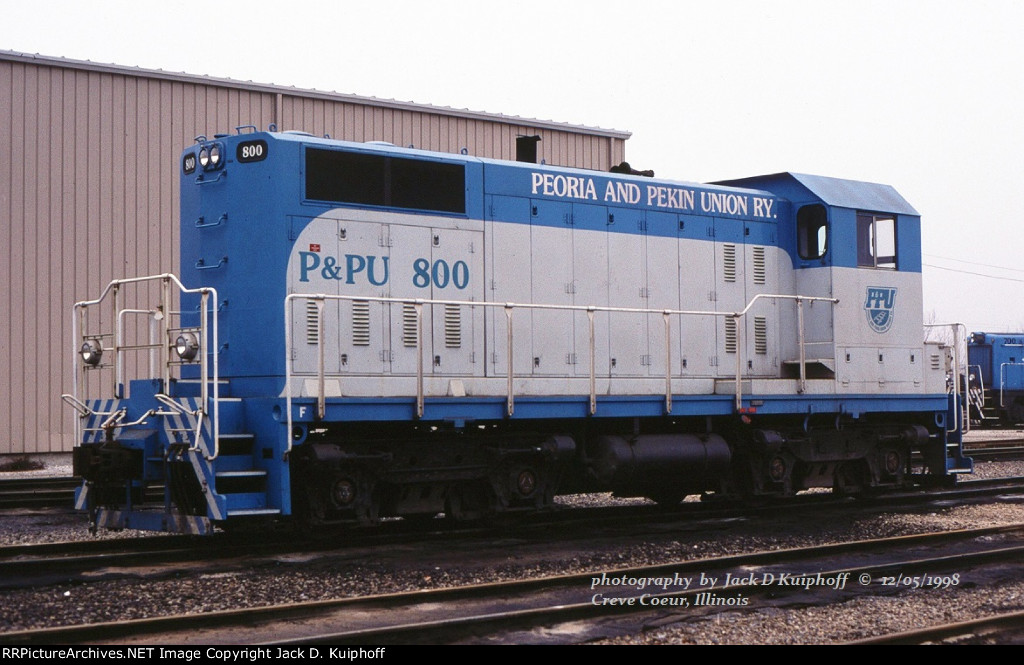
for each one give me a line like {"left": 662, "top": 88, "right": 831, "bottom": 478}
{"left": 0, "top": 477, "right": 81, "bottom": 509}
{"left": 4, "top": 475, "right": 1024, "bottom": 585}
{"left": 848, "top": 610, "right": 1024, "bottom": 645}
{"left": 3, "top": 475, "right": 1024, "bottom": 592}
{"left": 965, "top": 446, "right": 1024, "bottom": 461}
{"left": 0, "top": 477, "right": 163, "bottom": 510}
{"left": 962, "top": 432, "right": 1024, "bottom": 461}
{"left": 3, "top": 523, "right": 1023, "bottom": 645}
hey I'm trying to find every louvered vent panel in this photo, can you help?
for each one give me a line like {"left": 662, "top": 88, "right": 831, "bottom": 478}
{"left": 402, "top": 303, "right": 419, "bottom": 348}
{"left": 723, "top": 244, "right": 737, "bottom": 282}
{"left": 306, "top": 301, "right": 320, "bottom": 345}
{"left": 931, "top": 354, "right": 942, "bottom": 370}
{"left": 754, "top": 316, "right": 768, "bottom": 354}
{"left": 753, "top": 246, "right": 766, "bottom": 285}
{"left": 725, "top": 318, "right": 738, "bottom": 354}
{"left": 352, "top": 300, "right": 371, "bottom": 346}
{"left": 445, "top": 304, "right": 462, "bottom": 348}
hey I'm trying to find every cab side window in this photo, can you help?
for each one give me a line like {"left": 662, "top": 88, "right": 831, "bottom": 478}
{"left": 856, "top": 213, "right": 897, "bottom": 269}
{"left": 797, "top": 204, "right": 828, "bottom": 260}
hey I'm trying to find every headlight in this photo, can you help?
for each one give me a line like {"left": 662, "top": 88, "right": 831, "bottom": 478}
{"left": 80, "top": 339, "right": 103, "bottom": 367}
{"left": 175, "top": 333, "right": 200, "bottom": 361}
{"left": 198, "top": 142, "right": 225, "bottom": 171}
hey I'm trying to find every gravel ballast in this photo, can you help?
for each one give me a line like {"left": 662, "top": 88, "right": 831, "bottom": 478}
{"left": 1, "top": 459, "right": 1023, "bottom": 643}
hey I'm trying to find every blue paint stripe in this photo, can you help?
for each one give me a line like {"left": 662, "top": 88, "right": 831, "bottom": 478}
{"left": 289, "top": 393, "right": 950, "bottom": 424}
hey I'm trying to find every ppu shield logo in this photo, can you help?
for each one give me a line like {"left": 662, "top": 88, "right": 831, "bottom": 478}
{"left": 864, "top": 287, "right": 897, "bottom": 333}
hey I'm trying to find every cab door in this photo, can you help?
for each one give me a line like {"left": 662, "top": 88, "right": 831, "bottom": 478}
{"left": 789, "top": 204, "right": 835, "bottom": 375}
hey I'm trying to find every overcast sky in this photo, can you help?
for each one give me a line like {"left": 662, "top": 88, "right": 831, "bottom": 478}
{"left": 5, "top": 0, "right": 1024, "bottom": 331}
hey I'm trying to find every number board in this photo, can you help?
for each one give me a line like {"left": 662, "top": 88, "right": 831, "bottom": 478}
{"left": 237, "top": 140, "right": 268, "bottom": 163}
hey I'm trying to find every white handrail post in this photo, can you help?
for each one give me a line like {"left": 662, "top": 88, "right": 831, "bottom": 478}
{"left": 505, "top": 305, "right": 515, "bottom": 417}
{"left": 209, "top": 287, "right": 221, "bottom": 459}
{"left": 316, "top": 297, "right": 326, "bottom": 421}
{"left": 149, "top": 309, "right": 158, "bottom": 377}
{"left": 415, "top": 301, "right": 425, "bottom": 418}
{"left": 588, "top": 308, "right": 596, "bottom": 415}
{"left": 797, "top": 297, "right": 807, "bottom": 394}
{"left": 73, "top": 303, "right": 84, "bottom": 447}
{"left": 663, "top": 311, "right": 672, "bottom": 414}
{"left": 953, "top": 324, "right": 964, "bottom": 434}
{"left": 199, "top": 290, "right": 210, "bottom": 458}
{"left": 734, "top": 313, "right": 743, "bottom": 412}
{"left": 160, "top": 277, "right": 172, "bottom": 392}
{"left": 200, "top": 291, "right": 209, "bottom": 410}
{"left": 284, "top": 295, "right": 294, "bottom": 457}
{"left": 112, "top": 284, "right": 121, "bottom": 397}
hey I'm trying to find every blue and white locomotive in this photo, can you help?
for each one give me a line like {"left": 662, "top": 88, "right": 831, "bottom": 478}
{"left": 67, "top": 128, "right": 972, "bottom": 534}
{"left": 966, "top": 332, "right": 1024, "bottom": 425}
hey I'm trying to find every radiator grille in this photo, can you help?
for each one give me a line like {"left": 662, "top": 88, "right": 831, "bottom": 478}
{"left": 305, "top": 301, "right": 320, "bottom": 345}
{"left": 725, "top": 317, "right": 737, "bottom": 354}
{"left": 723, "top": 244, "right": 737, "bottom": 282}
{"left": 753, "top": 246, "right": 766, "bottom": 285}
{"left": 754, "top": 316, "right": 767, "bottom": 354}
{"left": 352, "top": 300, "right": 370, "bottom": 346}
{"left": 444, "top": 304, "right": 462, "bottom": 348}
{"left": 402, "top": 303, "right": 419, "bottom": 348}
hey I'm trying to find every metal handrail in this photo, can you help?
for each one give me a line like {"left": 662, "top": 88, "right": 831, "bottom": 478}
{"left": 924, "top": 322, "right": 967, "bottom": 433}
{"left": 69, "top": 274, "right": 221, "bottom": 460}
{"left": 965, "top": 364, "right": 986, "bottom": 424}
{"left": 967, "top": 364, "right": 985, "bottom": 403}
{"left": 155, "top": 392, "right": 198, "bottom": 416}
{"left": 60, "top": 394, "right": 93, "bottom": 417}
{"left": 283, "top": 292, "right": 839, "bottom": 455}
{"left": 100, "top": 408, "right": 128, "bottom": 430}
{"left": 117, "top": 308, "right": 160, "bottom": 385}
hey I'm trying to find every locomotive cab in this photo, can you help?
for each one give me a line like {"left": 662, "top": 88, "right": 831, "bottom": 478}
{"left": 718, "top": 173, "right": 940, "bottom": 397}
{"left": 715, "top": 173, "right": 967, "bottom": 494}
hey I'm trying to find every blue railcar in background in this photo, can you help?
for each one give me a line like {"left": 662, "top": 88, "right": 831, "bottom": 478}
{"left": 967, "top": 332, "right": 1024, "bottom": 425}
{"left": 66, "top": 128, "right": 971, "bottom": 534}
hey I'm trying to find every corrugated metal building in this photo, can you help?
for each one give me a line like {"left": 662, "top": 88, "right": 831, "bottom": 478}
{"left": 0, "top": 50, "right": 631, "bottom": 456}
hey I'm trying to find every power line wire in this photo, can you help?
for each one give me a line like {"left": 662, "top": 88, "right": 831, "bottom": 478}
{"left": 923, "top": 262, "right": 1024, "bottom": 283}
{"left": 924, "top": 253, "right": 1024, "bottom": 274}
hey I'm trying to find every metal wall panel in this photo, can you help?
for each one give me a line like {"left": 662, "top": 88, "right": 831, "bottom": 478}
{"left": 0, "top": 51, "right": 628, "bottom": 455}
{"left": 277, "top": 96, "right": 623, "bottom": 169}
